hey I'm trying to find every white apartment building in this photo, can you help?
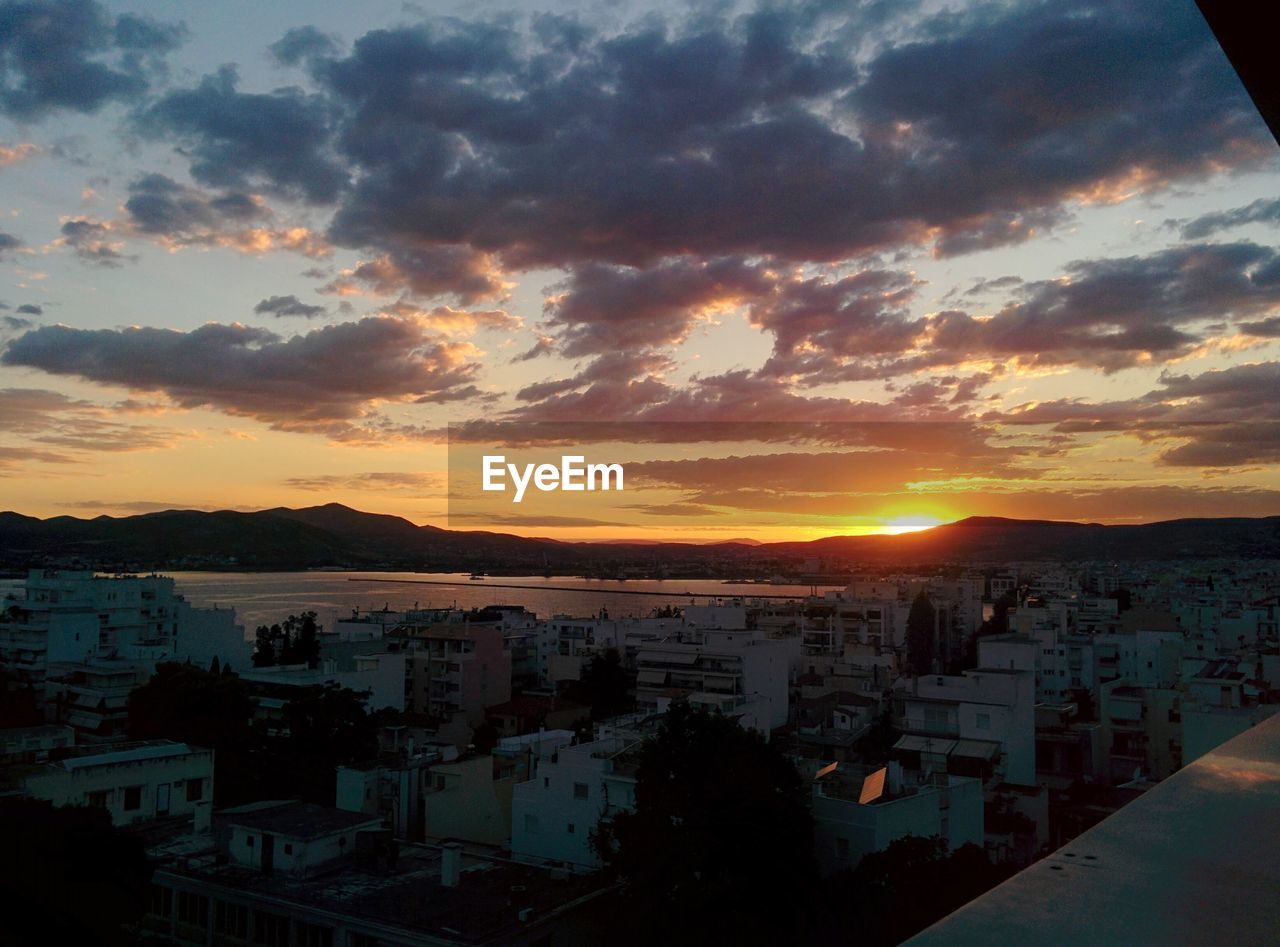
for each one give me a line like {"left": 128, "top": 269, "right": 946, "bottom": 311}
{"left": 21, "top": 740, "right": 213, "bottom": 826}
{"left": 0, "top": 570, "right": 251, "bottom": 729}
{"left": 894, "top": 656, "right": 1036, "bottom": 787}
{"left": 510, "top": 732, "right": 641, "bottom": 871}
{"left": 812, "top": 762, "right": 983, "bottom": 875}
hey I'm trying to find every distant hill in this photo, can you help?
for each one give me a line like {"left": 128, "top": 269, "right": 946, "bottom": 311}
{"left": 1, "top": 506, "right": 1278, "bottom": 574}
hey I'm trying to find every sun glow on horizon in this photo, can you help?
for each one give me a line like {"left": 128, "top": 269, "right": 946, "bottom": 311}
{"left": 876, "top": 515, "right": 949, "bottom": 535}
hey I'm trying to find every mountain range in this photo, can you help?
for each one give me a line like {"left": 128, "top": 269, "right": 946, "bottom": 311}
{"left": 2, "top": 505, "right": 1278, "bottom": 574}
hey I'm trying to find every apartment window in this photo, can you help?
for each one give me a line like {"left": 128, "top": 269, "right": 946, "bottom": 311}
{"left": 215, "top": 901, "right": 248, "bottom": 938}
{"left": 253, "top": 911, "right": 291, "bottom": 947}
{"left": 186, "top": 778, "right": 203, "bottom": 802}
{"left": 246, "top": 835, "right": 254, "bottom": 848}
{"left": 835, "top": 837, "right": 849, "bottom": 859}
{"left": 147, "top": 884, "right": 173, "bottom": 920}
{"left": 294, "top": 920, "right": 334, "bottom": 947}
{"left": 284, "top": 843, "right": 294, "bottom": 855}
{"left": 567, "top": 823, "right": 576, "bottom": 834}
{"left": 87, "top": 790, "right": 108, "bottom": 808}
{"left": 123, "top": 785, "right": 142, "bottom": 811}
{"left": 976, "top": 713, "right": 991, "bottom": 731}
{"left": 543, "top": 777, "right": 550, "bottom": 788}
{"left": 573, "top": 782, "right": 589, "bottom": 800}
{"left": 176, "top": 891, "right": 208, "bottom": 927}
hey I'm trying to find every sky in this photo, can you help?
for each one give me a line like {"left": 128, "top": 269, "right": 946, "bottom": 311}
{"left": 1, "top": 0, "right": 1278, "bottom": 541}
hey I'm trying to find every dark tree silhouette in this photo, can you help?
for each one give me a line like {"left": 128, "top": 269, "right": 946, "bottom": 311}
{"left": 906, "top": 589, "right": 937, "bottom": 675}
{"left": 812, "top": 836, "right": 1013, "bottom": 943}
{"left": 565, "top": 647, "right": 632, "bottom": 720}
{"left": 0, "top": 798, "right": 153, "bottom": 947}
{"left": 596, "top": 702, "right": 816, "bottom": 946}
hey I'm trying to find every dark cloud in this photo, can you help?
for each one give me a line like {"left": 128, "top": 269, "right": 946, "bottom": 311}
{"left": 120, "top": 173, "right": 327, "bottom": 257}
{"left": 255, "top": 294, "right": 326, "bottom": 319}
{"left": 0, "top": 386, "right": 183, "bottom": 456}
{"left": 270, "top": 26, "right": 341, "bottom": 66}
{"left": 324, "top": 245, "right": 507, "bottom": 304}
{"left": 284, "top": 471, "right": 444, "bottom": 493}
{"left": 1177, "top": 198, "right": 1280, "bottom": 239}
{"left": 545, "top": 257, "right": 772, "bottom": 356}
{"left": 174, "top": 1, "right": 1262, "bottom": 277}
{"left": 927, "top": 242, "right": 1280, "bottom": 373}
{"left": 15, "top": 303, "right": 40, "bottom": 315}
{"left": 751, "top": 267, "right": 921, "bottom": 370}
{"left": 1, "top": 315, "right": 484, "bottom": 435}
{"left": 59, "top": 218, "right": 132, "bottom": 266}
{"left": 138, "top": 66, "right": 348, "bottom": 203}
{"left": 0, "top": 0, "right": 180, "bottom": 118}
{"left": 514, "top": 350, "right": 673, "bottom": 403}
{"left": 990, "top": 361, "right": 1280, "bottom": 469}
{"left": 125, "top": 173, "right": 265, "bottom": 237}
{"left": 511, "top": 335, "right": 554, "bottom": 363}
{"left": 0, "top": 230, "right": 21, "bottom": 257}
{"left": 1240, "top": 316, "right": 1280, "bottom": 338}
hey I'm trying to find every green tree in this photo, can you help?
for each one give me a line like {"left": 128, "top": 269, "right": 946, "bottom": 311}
{"left": 0, "top": 798, "right": 153, "bottom": 947}
{"left": 906, "top": 589, "right": 937, "bottom": 675}
{"left": 596, "top": 702, "right": 816, "bottom": 946}
{"left": 256, "top": 683, "right": 379, "bottom": 803}
{"left": 567, "top": 647, "right": 632, "bottom": 720}
{"left": 127, "top": 662, "right": 259, "bottom": 804}
{"left": 813, "top": 836, "right": 1013, "bottom": 943}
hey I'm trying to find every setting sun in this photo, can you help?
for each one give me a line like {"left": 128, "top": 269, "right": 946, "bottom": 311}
{"left": 877, "top": 516, "right": 949, "bottom": 535}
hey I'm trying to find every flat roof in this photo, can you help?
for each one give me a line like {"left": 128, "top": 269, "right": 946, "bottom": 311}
{"left": 218, "top": 801, "right": 383, "bottom": 840}
{"left": 908, "top": 712, "right": 1280, "bottom": 945}
{"left": 151, "top": 838, "right": 612, "bottom": 944}
{"left": 59, "top": 741, "right": 203, "bottom": 771}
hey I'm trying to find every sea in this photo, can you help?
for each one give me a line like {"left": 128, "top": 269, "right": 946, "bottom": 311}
{"left": 0, "top": 571, "right": 844, "bottom": 638}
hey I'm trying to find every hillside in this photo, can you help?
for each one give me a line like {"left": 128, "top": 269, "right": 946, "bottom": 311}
{"left": 2, "top": 506, "right": 1278, "bottom": 574}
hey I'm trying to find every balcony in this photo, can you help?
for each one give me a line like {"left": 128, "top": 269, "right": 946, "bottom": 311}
{"left": 908, "top": 712, "right": 1280, "bottom": 944}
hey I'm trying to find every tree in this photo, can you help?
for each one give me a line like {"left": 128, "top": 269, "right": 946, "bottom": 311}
{"left": 257, "top": 683, "right": 379, "bottom": 803}
{"left": 252, "top": 612, "right": 322, "bottom": 668}
{"left": 0, "top": 798, "right": 153, "bottom": 946}
{"left": 566, "top": 647, "right": 632, "bottom": 720}
{"left": 812, "top": 836, "right": 1013, "bottom": 943}
{"left": 906, "top": 589, "right": 937, "bottom": 675}
{"left": 596, "top": 702, "right": 816, "bottom": 945}
{"left": 127, "top": 662, "right": 259, "bottom": 804}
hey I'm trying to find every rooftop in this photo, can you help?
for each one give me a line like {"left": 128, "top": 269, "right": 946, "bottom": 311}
{"left": 909, "top": 712, "right": 1280, "bottom": 945}
{"left": 218, "top": 800, "right": 383, "bottom": 840}
{"left": 148, "top": 833, "right": 610, "bottom": 944}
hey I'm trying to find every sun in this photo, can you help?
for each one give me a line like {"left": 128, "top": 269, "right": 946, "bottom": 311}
{"left": 878, "top": 515, "right": 946, "bottom": 535}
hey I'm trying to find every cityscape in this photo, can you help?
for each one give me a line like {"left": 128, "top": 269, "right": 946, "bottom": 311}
{"left": 2, "top": 549, "right": 1280, "bottom": 944}
{"left": 2, "top": 0, "right": 1280, "bottom": 944}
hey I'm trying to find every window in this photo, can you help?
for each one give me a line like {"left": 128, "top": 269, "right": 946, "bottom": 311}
{"left": 835, "top": 837, "right": 849, "bottom": 859}
{"left": 567, "top": 823, "right": 575, "bottom": 834}
{"left": 976, "top": 713, "right": 991, "bottom": 730}
{"left": 573, "top": 782, "right": 589, "bottom": 800}
{"left": 176, "top": 891, "right": 208, "bottom": 927}
{"left": 123, "top": 785, "right": 142, "bottom": 811}
{"left": 284, "top": 843, "right": 294, "bottom": 855}
{"left": 87, "top": 790, "right": 108, "bottom": 808}
{"left": 215, "top": 901, "right": 248, "bottom": 938}
{"left": 147, "top": 884, "right": 173, "bottom": 920}
{"left": 186, "top": 778, "right": 203, "bottom": 802}
{"left": 543, "top": 777, "right": 549, "bottom": 788}
{"left": 253, "top": 911, "right": 290, "bottom": 947}
{"left": 246, "top": 835, "right": 254, "bottom": 847}
{"left": 294, "top": 920, "right": 334, "bottom": 947}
